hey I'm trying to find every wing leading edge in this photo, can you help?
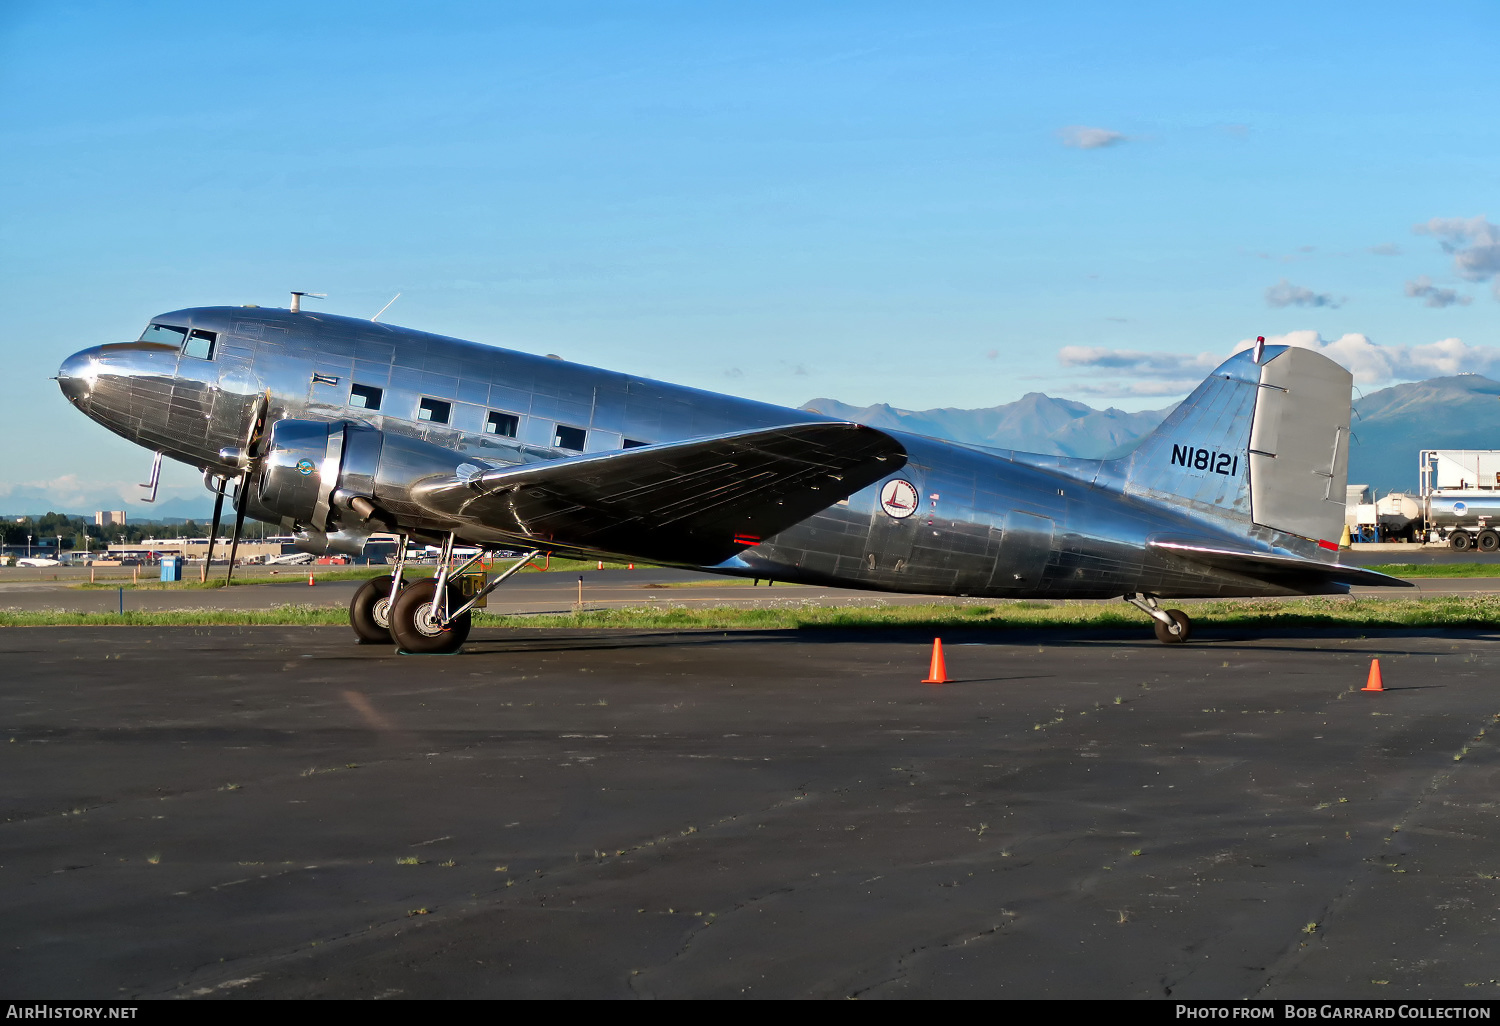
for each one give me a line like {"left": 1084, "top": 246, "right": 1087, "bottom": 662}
{"left": 412, "top": 422, "right": 907, "bottom": 565}
{"left": 1149, "top": 540, "right": 1415, "bottom": 589}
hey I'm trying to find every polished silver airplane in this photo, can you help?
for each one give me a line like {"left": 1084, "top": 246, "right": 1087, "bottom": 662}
{"left": 56, "top": 298, "right": 1409, "bottom": 651}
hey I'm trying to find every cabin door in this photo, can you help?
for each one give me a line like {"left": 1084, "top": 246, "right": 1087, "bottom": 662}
{"left": 986, "top": 510, "right": 1055, "bottom": 594}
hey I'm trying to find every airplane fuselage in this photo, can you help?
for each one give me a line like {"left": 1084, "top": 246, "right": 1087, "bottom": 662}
{"left": 58, "top": 306, "right": 1350, "bottom": 600}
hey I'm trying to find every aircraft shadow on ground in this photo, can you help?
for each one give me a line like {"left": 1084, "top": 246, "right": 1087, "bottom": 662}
{"left": 384, "top": 624, "right": 1500, "bottom": 658}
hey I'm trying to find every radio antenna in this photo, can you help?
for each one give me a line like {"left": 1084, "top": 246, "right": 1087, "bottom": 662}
{"left": 290, "top": 291, "right": 326, "bottom": 313}
{"left": 372, "top": 292, "right": 402, "bottom": 322}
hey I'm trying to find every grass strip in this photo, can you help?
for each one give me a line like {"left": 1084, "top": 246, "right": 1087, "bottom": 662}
{"left": 1365, "top": 562, "right": 1500, "bottom": 578}
{"left": 4, "top": 595, "right": 1500, "bottom": 630}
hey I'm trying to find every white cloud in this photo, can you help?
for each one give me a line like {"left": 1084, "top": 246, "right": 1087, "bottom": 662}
{"left": 1068, "top": 380, "right": 1204, "bottom": 398}
{"left": 1368, "top": 242, "right": 1401, "bottom": 256}
{"left": 1414, "top": 216, "right": 1500, "bottom": 284}
{"left": 1058, "top": 125, "right": 1126, "bottom": 149}
{"left": 1264, "top": 278, "right": 1341, "bottom": 308}
{"left": 1229, "top": 330, "right": 1500, "bottom": 385}
{"left": 1058, "top": 346, "right": 1220, "bottom": 378}
{"left": 1058, "top": 332, "right": 1500, "bottom": 398}
{"left": 1404, "top": 275, "right": 1471, "bottom": 308}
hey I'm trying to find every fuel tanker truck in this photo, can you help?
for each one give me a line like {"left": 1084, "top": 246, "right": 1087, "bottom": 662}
{"left": 1420, "top": 450, "right": 1500, "bottom": 552}
{"left": 1345, "top": 451, "right": 1500, "bottom": 551}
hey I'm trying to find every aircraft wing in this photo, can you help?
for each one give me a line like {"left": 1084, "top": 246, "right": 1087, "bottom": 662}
{"left": 412, "top": 422, "right": 906, "bottom": 565}
{"left": 1148, "top": 540, "right": 1415, "bottom": 588}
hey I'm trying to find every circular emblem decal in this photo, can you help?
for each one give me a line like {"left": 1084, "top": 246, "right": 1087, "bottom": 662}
{"left": 1453, "top": 501, "right": 1468, "bottom": 514}
{"left": 880, "top": 479, "right": 919, "bottom": 519}
{"left": 295, "top": 459, "right": 316, "bottom": 476}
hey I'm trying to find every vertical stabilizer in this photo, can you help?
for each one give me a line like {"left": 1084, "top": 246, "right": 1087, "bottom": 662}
{"left": 1113, "top": 345, "right": 1352, "bottom": 547}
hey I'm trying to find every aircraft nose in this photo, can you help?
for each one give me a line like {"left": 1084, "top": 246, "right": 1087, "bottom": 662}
{"left": 56, "top": 348, "right": 100, "bottom": 404}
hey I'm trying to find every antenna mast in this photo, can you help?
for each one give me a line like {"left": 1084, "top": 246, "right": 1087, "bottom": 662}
{"left": 290, "top": 291, "right": 326, "bottom": 313}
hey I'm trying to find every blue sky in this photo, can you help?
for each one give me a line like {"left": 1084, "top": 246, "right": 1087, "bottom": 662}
{"left": 2, "top": 1, "right": 1497, "bottom": 512}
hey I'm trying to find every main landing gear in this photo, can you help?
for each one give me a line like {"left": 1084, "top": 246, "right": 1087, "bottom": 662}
{"left": 1125, "top": 593, "right": 1193, "bottom": 645}
{"left": 348, "top": 535, "right": 541, "bottom": 654}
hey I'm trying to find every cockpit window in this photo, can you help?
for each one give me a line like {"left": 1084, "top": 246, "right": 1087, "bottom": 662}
{"left": 181, "top": 329, "right": 217, "bottom": 361}
{"left": 139, "top": 323, "right": 188, "bottom": 346}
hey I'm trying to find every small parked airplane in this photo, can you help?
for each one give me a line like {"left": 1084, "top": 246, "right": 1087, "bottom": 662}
{"left": 57, "top": 299, "right": 1409, "bottom": 651}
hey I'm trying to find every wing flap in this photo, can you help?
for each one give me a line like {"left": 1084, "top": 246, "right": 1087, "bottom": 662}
{"left": 413, "top": 422, "right": 906, "bottom": 565}
{"left": 1149, "top": 540, "right": 1414, "bottom": 588}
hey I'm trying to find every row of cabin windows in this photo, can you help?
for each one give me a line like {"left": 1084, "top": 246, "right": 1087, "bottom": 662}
{"left": 346, "top": 382, "right": 647, "bottom": 451}
{"left": 139, "top": 326, "right": 654, "bottom": 452}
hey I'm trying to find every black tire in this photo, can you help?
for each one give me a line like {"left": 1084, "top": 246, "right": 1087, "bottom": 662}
{"left": 389, "top": 577, "right": 471, "bottom": 654}
{"left": 349, "top": 574, "right": 398, "bottom": 644}
{"left": 1152, "top": 609, "right": 1192, "bottom": 645}
{"left": 1479, "top": 530, "right": 1500, "bottom": 553}
{"left": 1451, "top": 531, "right": 1472, "bottom": 551}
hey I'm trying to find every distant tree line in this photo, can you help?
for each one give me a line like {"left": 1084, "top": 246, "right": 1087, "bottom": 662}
{"left": 0, "top": 513, "right": 217, "bottom": 549}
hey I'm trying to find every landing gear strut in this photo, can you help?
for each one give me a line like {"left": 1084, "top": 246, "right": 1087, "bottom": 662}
{"left": 367, "top": 536, "right": 540, "bottom": 654}
{"left": 1125, "top": 593, "right": 1192, "bottom": 645}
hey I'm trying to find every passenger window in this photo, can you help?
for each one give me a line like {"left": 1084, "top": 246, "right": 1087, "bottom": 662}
{"left": 554, "top": 425, "right": 586, "bottom": 451}
{"left": 349, "top": 384, "right": 383, "bottom": 410}
{"left": 623, "top": 438, "right": 649, "bottom": 449}
{"left": 418, "top": 397, "right": 451, "bottom": 424}
{"left": 181, "top": 329, "right": 216, "bottom": 360}
{"left": 485, "top": 411, "right": 519, "bottom": 438}
{"left": 139, "top": 323, "right": 188, "bottom": 346}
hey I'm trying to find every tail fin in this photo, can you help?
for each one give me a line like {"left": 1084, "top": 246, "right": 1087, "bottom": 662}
{"left": 1117, "top": 345, "right": 1351, "bottom": 546}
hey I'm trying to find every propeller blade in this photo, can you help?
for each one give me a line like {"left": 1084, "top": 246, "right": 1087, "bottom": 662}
{"left": 224, "top": 478, "right": 249, "bottom": 587}
{"left": 201, "top": 479, "right": 227, "bottom": 583}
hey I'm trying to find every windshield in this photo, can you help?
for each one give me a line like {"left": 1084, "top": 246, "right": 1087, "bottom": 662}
{"left": 139, "top": 323, "right": 188, "bottom": 346}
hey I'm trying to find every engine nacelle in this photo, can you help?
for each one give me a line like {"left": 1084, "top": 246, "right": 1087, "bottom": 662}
{"left": 247, "top": 418, "right": 489, "bottom": 555}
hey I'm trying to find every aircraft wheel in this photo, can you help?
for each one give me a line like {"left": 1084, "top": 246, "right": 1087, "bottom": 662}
{"left": 349, "top": 574, "right": 399, "bottom": 644}
{"left": 1479, "top": 530, "right": 1500, "bottom": 553}
{"left": 1451, "top": 531, "right": 1472, "bottom": 551}
{"left": 1152, "top": 609, "right": 1192, "bottom": 645}
{"left": 389, "top": 578, "right": 471, "bottom": 654}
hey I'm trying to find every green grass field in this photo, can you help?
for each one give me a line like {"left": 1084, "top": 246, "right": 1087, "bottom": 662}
{"left": 1366, "top": 562, "right": 1500, "bottom": 578}
{"left": 5, "top": 595, "right": 1500, "bottom": 630}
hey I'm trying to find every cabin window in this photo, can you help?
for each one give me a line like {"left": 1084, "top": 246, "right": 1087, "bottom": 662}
{"left": 554, "top": 425, "right": 586, "bottom": 451}
{"left": 485, "top": 411, "right": 519, "bottom": 438}
{"left": 139, "top": 323, "right": 188, "bottom": 346}
{"left": 623, "top": 438, "right": 649, "bottom": 449}
{"left": 181, "top": 329, "right": 217, "bottom": 360}
{"left": 418, "top": 397, "right": 451, "bottom": 424}
{"left": 349, "top": 383, "right": 383, "bottom": 411}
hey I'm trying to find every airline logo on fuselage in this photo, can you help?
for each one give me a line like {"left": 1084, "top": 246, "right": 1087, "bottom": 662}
{"left": 1170, "top": 445, "right": 1239, "bottom": 477}
{"left": 880, "top": 479, "right": 919, "bottom": 519}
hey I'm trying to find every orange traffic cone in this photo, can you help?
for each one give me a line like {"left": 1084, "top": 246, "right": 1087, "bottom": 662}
{"left": 628, "top": 563, "right": 635, "bottom": 570}
{"left": 307, "top": 571, "right": 316, "bottom": 587}
{"left": 1362, "top": 658, "right": 1383, "bottom": 692}
{"left": 922, "top": 638, "right": 948, "bottom": 684}
{"left": 597, "top": 560, "right": 604, "bottom": 570}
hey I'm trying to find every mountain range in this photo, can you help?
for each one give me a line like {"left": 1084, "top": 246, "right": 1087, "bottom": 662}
{"left": 804, "top": 374, "right": 1500, "bottom": 497}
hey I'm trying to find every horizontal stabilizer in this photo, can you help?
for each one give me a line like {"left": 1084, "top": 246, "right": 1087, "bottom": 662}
{"left": 1149, "top": 540, "right": 1414, "bottom": 589}
{"left": 413, "top": 422, "right": 906, "bottom": 565}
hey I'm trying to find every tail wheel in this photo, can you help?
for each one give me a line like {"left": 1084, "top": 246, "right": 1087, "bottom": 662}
{"left": 349, "top": 574, "right": 398, "bottom": 644}
{"left": 1451, "top": 531, "right": 1472, "bottom": 551}
{"left": 1478, "top": 530, "right": 1500, "bottom": 553}
{"left": 389, "top": 578, "right": 471, "bottom": 654}
{"left": 1153, "top": 609, "right": 1192, "bottom": 645}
